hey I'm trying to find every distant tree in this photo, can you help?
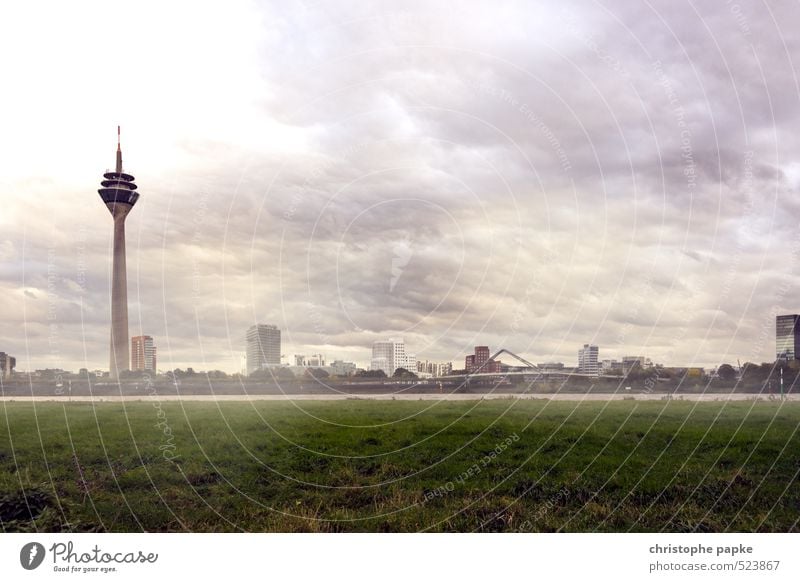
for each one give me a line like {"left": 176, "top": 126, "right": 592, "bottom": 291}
{"left": 623, "top": 366, "right": 647, "bottom": 382}
{"left": 250, "top": 367, "right": 296, "bottom": 381}
{"left": 306, "top": 368, "right": 330, "bottom": 379}
{"left": 273, "top": 367, "right": 298, "bottom": 381}
{"left": 741, "top": 362, "right": 769, "bottom": 384}
{"left": 772, "top": 361, "right": 800, "bottom": 391}
{"left": 249, "top": 368, "right": 272, "bottom": 380}
{"left": 655, "top": 367, "right": 672, "bottom": 379}
{"left": 355, "top": 369, "right": 387, "bottom": 378}
{"left": 392, "top": 367, "right": 418, "bottom": 379}
{"left": 716, "top": 364, "right": 737, "bottom": 381}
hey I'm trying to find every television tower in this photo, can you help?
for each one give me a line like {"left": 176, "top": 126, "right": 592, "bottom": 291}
{"left": 98, "top": 127, "right": 140, "bottom": 379}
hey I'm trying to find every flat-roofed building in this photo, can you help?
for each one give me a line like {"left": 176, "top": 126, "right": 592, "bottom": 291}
{"left": 776, "top": 314, "right": 800, "bottom": 360}
{"left": 131, "top": 335, "right": 157, "bottom": 372}
{"left": 0, "top": 352, "right": 16, "bottom": 379}
{"left": 246, "top": 324, "right": 281, "bottom": 375}
{"left": 465, "top": 346, "right": 502, "bottom": 373}
{"left": 578, "top": 344, "right": 599, "bottom": 375}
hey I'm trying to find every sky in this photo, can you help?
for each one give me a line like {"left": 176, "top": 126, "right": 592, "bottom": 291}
{"left": 1, "top": 0, "right": 799, "bottom": 373}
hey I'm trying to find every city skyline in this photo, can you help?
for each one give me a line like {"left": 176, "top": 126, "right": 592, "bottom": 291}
{"left": 2, "top": 2, "right": 800, "bottom": 373}
{"left": 8, "top": 323, "right": 797, "bottom": 377}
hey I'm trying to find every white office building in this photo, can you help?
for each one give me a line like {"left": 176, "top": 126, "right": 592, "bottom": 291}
{"left": 370, "top": 338, "right": 415, "bottom": 376}
{"left": 578, "top": 344, "right": 599, "bottom": 375}
{"left": 416, "top": 360, "right": 453, "bottom": 377}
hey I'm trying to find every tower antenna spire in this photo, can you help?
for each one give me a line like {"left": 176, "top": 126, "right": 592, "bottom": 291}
{"left": 115, "top": 125, "right": 123, "bottom": 173}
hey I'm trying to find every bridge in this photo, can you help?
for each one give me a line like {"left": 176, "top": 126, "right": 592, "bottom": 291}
{"left": 439, "top": 348, "right": 621, "bottom": 380}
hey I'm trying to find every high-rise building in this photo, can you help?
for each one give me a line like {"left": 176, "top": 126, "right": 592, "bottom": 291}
{"left": 601, "top": 359, "right": 622, "bottom": 373}
{"left": 0, "top": 352, "right": 16, "bottom": 379}
{"left": 393, "top": 341, "right": 406, "bottom": 372}
{"left": 131, "top": 336, "right": 157, "bottom": 372}
{"left": 330, "top": 360, "right": 357, "bottom": 376}
{"left": 622, "top": 356, "right": 645, "bottom": 374}
{"left": 578, "top": 344, "right": 599, "bottom": 375}
{"left": 416, "top": 360, "right": 453, "bottom": 377}
{"left": 246, "top": 324, "right": 281, "bottom": 374}
{"left": 776, "top": 314, "right": 800, "bottom": 360}
{"left": 370, "top": 341, "right": 394, "bottom": 375}
{"left": 98, "top": 127, "right": 140, "bottom": 379}
{"left": 465, "top": 346, "right": 502, "bottom": 373}
{"left": 404, "top": 352, "right": 417, "bottom": 374}
{"left": 370, "top": 339, "right": 413, "bottom": 376}
{"left": 369, "top": 357, "right": 390, "bottom": 375}
{"left": 294, "top": 354, "right": 326, "bottom": 367}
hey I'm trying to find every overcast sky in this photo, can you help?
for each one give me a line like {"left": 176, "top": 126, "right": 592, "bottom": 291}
{"left": 1, "top": 0, "right": 799, "bottom": 372}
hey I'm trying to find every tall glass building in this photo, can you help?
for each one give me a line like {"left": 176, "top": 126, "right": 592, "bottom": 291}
{"left": 246, "top": 324, "right": 281, "bottom": 374}
{"left": 776, "top": 314, "right": 800, "bottom": 360}
{"left": 370, "top": 339, "right": 415, "bottom": 376}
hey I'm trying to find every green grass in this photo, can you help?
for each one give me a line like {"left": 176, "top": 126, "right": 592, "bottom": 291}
{"left": 0, "top": 399, "right": 798, "bottom": 532}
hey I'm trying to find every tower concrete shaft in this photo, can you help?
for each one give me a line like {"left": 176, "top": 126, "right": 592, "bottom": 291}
{"left": 98, "top": 127, "right": 140, "bottom": 379}
{"left": 109, "top": 205, "right": 131, "bottom": 378}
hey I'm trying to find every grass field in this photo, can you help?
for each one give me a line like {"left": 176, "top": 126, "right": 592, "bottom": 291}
{"left": 1, "top": 399, "right": 798, "bottom": 532}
